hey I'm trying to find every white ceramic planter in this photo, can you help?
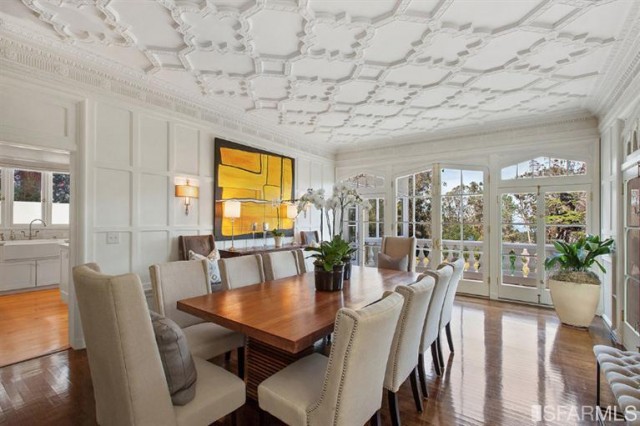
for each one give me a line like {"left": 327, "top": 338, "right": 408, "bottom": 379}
{"left": 274, "top": 236, "right": 283, "bottom": 248}
{"left": 548, "top": 279, "right": 600, "bottom": 328}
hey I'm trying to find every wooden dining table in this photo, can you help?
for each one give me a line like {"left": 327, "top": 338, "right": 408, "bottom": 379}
{"left": 177, "top": 265, "right": 420, "bottom": 400}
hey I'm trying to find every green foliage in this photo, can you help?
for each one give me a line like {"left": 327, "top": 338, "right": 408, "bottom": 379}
{"left": 270, "top": 229, "right": 285, "bottom": 237}
{"left": 304, "top": 235, "right": 350, "bottom": 271}
{"left": 14, "top": 170, "right": 41, "bottom": 202}
{"left": 544, "top": 234, "right": 614, "bottom": 275}
{"left": 53, "top": 173, "right": 70, "bottom": 204}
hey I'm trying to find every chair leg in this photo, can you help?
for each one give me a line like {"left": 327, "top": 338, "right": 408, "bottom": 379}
{"left": 225, "top": 351, "right": 231, "bottom": 362}
{"left": 436, "top": 333, "right": 445, "bottom": 370}
{"left": 418, "top": 353, "right": 429, "bottom": 398}
{"left": 237, "top": 346, "right": 245, "bottom": 379}
{"left": 596, "top": 361, "right": 601, "bottom": 407}
{"left": 388, "top": 390, "right": 401, "bottom": 426}
{"left": 410, "top": 366, "right": 424, "bottom": 413}
{"left": 445, "top": 322, "right": 454, "bottom": 353}
{"left": 259, "top": 409, "right": 270, "bottom": 426}
{"left": 369, "top": 410, "right": 381, "bottom": 426}
{"left": 431, "top": 342, "right": 442, "bottom": 376}
{"left": 230, "top": 411, "right": 238, "bottom": 426}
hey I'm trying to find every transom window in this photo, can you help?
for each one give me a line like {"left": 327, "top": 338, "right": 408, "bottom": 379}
{"left": 501, "top": 157, "right": 586, "bottom": 180}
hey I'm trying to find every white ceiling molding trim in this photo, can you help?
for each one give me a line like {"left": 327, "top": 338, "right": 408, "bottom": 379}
{"left": 0, "top": 0, "right": 638, "bottom": 150}
{"left": 335, "top": 114, "right": 599, "bottom": 166}
{"left": 0, "top": 32, "right": 333, "bottom": 159}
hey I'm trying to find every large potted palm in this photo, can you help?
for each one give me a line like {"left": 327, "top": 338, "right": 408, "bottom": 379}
{"left": 544, "top": 235, "right": 614, "bottom": 328}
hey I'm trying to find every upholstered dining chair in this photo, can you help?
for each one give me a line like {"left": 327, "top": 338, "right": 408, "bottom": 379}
{"left": 149, "top": 260, "right": 245, "bottom": 377}
{"left": 379, "top": 236, "right": 417, "bottom": 272}
{"left": 219, "top": 254, "right": 265, "bottom": 290}
{"left": 293, "top": 249, "right": 308, "bottom": 273}
{"left": 299, "top": 230, "right": 319, "bottom": 246}
{"left": 258, "top": 292, "right": 405, "bottom": 426}
{"left": 438, "top": 258, "right": 465, "bottom": 357}
{"left": 417, "top": 264, "right": 453, "bottom": 395}
{"left": 384, "top": 276, "right": 435, "bottom": 425}
{"left": 73, "top": 263, "right": 246, "bottom": 426}
{"left": 262, "top": 250, "right": 301, "bottom": 281}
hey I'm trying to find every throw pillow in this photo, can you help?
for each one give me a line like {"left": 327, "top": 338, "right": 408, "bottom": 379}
{"left": 377, "top": 253, "right": 409, "bottom": 271}
{"left": 189, "top": 249, "right": 222, "bottom": 289}
{"left": 149, "top": 311, "right": 197, "bottom": 406}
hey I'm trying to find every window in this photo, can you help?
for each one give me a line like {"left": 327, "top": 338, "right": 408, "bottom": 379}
{"left": 0, "top": 168, "right": 70, "bottom": 227}
{"left": 441, "top": 168, "right": 484, "bottom": 281}
{"left": 501, "top": 157, "right": 586, "bottom": 180}
{"left": 366, "top": 198, "right": 384, "bottom": 239}
{"left": 396, "top": 170, "right": 433, "bottom": 239}
{"left": 51, "top": 173, "right": 70, "bottom": 225}
{"left": 13, "top": 169, "right": 42, "bottom": 224}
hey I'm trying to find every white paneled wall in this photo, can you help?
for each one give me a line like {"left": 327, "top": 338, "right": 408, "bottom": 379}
{"left": 86, "top": 99, "right": 333, "bottom": 287}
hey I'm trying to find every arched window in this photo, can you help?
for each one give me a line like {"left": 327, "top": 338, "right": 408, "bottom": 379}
{"left": 501, "top": 157, "right": 586, "bottom": 180}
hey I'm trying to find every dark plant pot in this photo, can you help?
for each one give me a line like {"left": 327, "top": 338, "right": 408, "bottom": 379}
{"left": 343, "top": 259, "right": 352, "bottom": 280}
{"left": 315, "top": 264, "right": 345, "bottom": 292}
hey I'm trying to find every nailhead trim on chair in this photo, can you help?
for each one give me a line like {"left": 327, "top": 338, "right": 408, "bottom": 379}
{"left": 306, "top": 310, "right": 359, "bottom": 426}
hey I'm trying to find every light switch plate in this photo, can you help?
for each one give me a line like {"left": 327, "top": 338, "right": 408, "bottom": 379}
{"left": 106, "top": 232, "right": 120, "bottom": 244}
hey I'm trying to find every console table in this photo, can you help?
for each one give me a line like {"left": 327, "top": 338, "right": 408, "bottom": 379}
{"left": 218, "top": 244, "right": 307, "bottom": 258}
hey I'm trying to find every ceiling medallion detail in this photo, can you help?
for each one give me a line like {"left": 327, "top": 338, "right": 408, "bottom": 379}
{"left": 7, "top": 0, "right": 640, "bottom": 146}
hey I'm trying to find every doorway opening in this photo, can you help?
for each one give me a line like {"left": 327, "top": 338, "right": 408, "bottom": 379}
{"left": 0, "top": 145, "right": 72, "bottom": 366}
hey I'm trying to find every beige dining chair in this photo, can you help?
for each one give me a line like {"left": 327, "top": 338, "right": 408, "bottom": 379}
{"left": 294, "top": 249, "right": 308, "bottom": 273}
{"left": 438, "top": 258, "right": 465, "bottom": 358}
{"left": 149, "top": 260, "right": 245, "bottom": 376}
{"left": 258, "top": 292, "right": 405, "bottom": 426}
{"left": 379, "top": 236, "right": 417, "bottom": 272}
{"left": 417, "top": 264, "right": 453, "bottom": 396}
{"left": 299, "top": 230, "right": 319, "bottom": 246}
{"left": 262, "top": 250, "right": 301, "bottom": 281}
{"left": 73, "top": 263, "right": 245, "bottom": 426}
{"left": 219, "top": 254, "right": 265, "bottom": 290}
{"left": 384, "top": 276, "right": 435, "bottom": 424}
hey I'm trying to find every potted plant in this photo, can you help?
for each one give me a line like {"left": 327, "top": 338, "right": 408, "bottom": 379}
{"left": 305, "top": 236, "right": 346, "bottom": 291}
{"left": 332, "top": 236, "right": 357, "bottom": 280}
{"left": 544, "top": 234, "right": 614, "bottom": 328}
{"left": 271, "top": 229, "right": 285, "bottom": 248}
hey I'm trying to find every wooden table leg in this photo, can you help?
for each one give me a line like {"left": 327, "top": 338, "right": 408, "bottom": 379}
{"left": 245, "top": 338, "right": 314, "bottom": 401}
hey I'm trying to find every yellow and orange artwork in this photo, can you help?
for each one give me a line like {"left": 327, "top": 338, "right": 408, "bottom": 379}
{"left": 214, "top": 139, "right": 295, "bottom": 239}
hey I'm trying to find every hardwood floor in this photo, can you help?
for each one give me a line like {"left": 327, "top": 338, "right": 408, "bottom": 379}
{"left": 0, "top": 296, "right": 618, "bottom": 425}
{"left": 0, "top": 288, "right": 69, "bottom": 367}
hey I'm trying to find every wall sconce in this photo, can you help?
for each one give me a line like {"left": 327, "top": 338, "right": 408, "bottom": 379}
{"left": 223, "top": 200, "right": 241, "bottom": 251}
{"left": 175, "top": 180, "right": 199, "bottom": 215}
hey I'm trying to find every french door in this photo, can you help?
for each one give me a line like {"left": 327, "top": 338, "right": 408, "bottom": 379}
{"left": 395, "top": 166, "right": 490, "bottom": 297}
{"left": 498, "top": 184, "right": 591, "bottom": 304}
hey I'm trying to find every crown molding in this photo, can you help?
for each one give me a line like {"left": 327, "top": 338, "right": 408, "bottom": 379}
{"left": 336, "top": 108, "right": 597, "bottom": 158}
{"left": 592, "top": 0, "right": 640, "bottom": 125}
{"left": 0, "top": 20, "right": 335, "bottom": 159}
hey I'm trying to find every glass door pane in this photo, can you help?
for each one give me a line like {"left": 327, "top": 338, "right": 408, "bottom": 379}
{"left": 501, "top": 192, "right": 539, "bottom": 291}
{"left": 543, "top": 191, "right": 587, "bottom": 289}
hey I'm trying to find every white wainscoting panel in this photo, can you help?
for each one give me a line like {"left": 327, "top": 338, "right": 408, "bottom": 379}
{"left": 139, "top": 115, "right": 169, "bottom": 171}
{"left": 96, "top": 103, "right": 132, "bottom": 167}
{"left": 94, "top": 168, "right": 131, "bottom": 227}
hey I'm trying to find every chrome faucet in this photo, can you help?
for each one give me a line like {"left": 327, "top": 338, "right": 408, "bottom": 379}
{"left": 28, "top": 219, "right": 47, "bottom": 240}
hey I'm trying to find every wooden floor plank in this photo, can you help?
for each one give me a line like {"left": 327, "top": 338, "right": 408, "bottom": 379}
{"left": 0, "top": 296, "right": 619, "bottom": 425}
{"left": 0, "top": 289, "right": 69, "bottom": 367}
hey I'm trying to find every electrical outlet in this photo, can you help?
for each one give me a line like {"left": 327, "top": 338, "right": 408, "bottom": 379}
{"left": 106, "top": 232, "right": 120, "bottom": 244}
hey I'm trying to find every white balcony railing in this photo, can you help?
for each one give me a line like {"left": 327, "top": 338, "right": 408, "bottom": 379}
{"left": 363, "top": 238, "right": 558, "bottom": 286}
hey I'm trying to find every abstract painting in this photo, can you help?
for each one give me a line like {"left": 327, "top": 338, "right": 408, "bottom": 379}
{"left": 214, "top": 138, "right": 295, "bottom": 240}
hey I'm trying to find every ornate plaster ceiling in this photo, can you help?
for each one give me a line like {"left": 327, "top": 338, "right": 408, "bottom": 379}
{"left": 0, "top": 0, "right": 638, "bottom": 149}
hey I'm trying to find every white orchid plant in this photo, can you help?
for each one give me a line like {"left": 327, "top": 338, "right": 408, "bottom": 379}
{"left": 297, "top": 183, "right": 368, "bottom": 238}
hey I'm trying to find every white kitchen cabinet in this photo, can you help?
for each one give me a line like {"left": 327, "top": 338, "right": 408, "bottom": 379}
{"left": 37, "top": 258, "right": 61, "bottom": 287}
{"left": 0, "top": 261, "right": 36, "bottom": 292}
